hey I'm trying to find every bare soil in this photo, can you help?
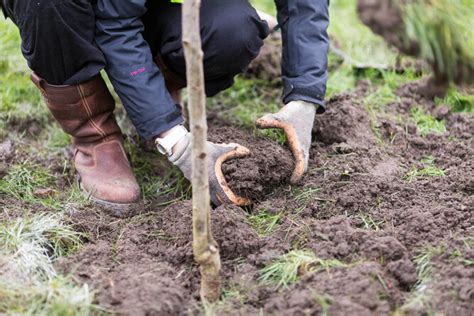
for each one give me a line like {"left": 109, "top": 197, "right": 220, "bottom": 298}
{"left": 50, "top": 79, "right": 474, "bottom": 315}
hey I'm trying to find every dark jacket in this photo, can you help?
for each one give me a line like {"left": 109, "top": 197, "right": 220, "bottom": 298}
{"left": 95, "top": 0, "right": 183, "bottom": 140}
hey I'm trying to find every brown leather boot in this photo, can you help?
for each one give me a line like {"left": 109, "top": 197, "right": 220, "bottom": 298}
{"left": 31, "top": 73, "right": 140, "bottom": 215}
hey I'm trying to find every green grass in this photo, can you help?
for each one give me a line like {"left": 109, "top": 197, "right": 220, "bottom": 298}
{"left": 247, "top": 209, "right": 281, "bottom": 236}
{"left": 364, "top": 84, "right": 399, "bottom": 110}
{"left": 404, "top": 156, "right": 445, "bottom": 182}
{"left": 259, "top": 250, "right": 346, "bottom": 289}
{"left": 401, "top": 246, "right": 444, "bottom": 313}
{"left": 405, "top": 165, "right": 445, "bottom": 182}
{"left": 410, "top": 107, "right": 446, "bottom": 136}
{"left": 209, "top": 77, "right": 280, "bottom": 127}
{"left": 361, "top": 69, "right": 423, "bottom": 144}
{"left": 435, "top": 86, "right": 474, "bottom": 113}
{"left": 326, "top": 63, "right": 357, "bottom": 98}
{"left": 356, "top": 214, "right": 384, "bottom": 231}
{"left": 0, "top": 213, "right": 98, "bottom": 314}
{"left": 0, "top": 162, "right": 56, "bottom": 202}
{"left": 0, "top": 161, "right": 88, "bottom": 210}
{"left": 250, "top": 0, "right": 276, "bottom": 15}
{"left": 0, "top": 276, "right": 99, "bottom": 316}
{"left": 325, "top": 0, "right": 405, "bottom": 99}
{"left": 362, "top": 68, "right": 422, "bottom": 111}
{"left": 0, "top": 213, "right": 83, "bottom": 279}
{"left": 0, "top": 70, "right": 47, "bottom": 132}
{"left": 0, "top": 20, "right": 47, "bottom": 134}
{"left": 0, "top": 19, "right": 23, "bottom": 63}
{"left": 125, "top": 141, "right": 191, "bottom": 203}
{"left": 44, "top": 125, "right": 71, "bottom": 149}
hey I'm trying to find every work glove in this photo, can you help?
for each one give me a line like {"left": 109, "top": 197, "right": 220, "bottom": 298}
{"left": 169, "top": 133, "right": 251, "bottom": 206}
{"left": 256, "top": 100, "right": 316, "bottom": 183}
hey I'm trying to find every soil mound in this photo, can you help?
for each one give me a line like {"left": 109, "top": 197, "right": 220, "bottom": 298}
{"left": 156, "top": 201, "right": 261, "bottom": 262}
{"left": 57, "top": 201, "right": 263, "bottom": 314}
{"left": 313, "top": 93, "right": 376, "bottom": 149}
{"left": 264, "top": 262, "right": 394, "bottom": 315}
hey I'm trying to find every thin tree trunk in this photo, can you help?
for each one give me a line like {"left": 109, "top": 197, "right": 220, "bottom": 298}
{"left": 181, "top": 0, "right": 221, "bottom": 302}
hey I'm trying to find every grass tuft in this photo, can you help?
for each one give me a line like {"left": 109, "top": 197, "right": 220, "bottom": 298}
{"left": 0, "top": 213, "right": 83, "bottom": 282}
{"left": 247, "top": 209, "right": 281, "bottom": 236}
{"left": 259, "top": 250, "right": 345, "bottom": 289}
{"left": 0, "top": 162, "right": 56, "bottom": 203}
{"left": 404, "top": 156, "right": 445, "bottom": 182}
{"left": 401, "top": 246, "right": 444, "bottom": 312}
{"left": 435, "top": 86, "right": 474, "bottom": 113}
{"left": 0, "top": 212, "right": 96, "bottom": 314}
{"left": 0, "top": 276, "right": 98, "bottom": 316}
{"left": 410, "top": 107, "right": 446, "bottom": 136}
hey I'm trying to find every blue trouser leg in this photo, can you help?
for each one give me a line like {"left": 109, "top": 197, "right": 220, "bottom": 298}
{"left": 275, "top": 0, "right": 330, "bottom": 111}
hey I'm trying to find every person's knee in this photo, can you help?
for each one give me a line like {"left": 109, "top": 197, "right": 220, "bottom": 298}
{"left": 154, "top": 1, "right": 269, "bottom": 95}
{"left": 202, "top": 3, "right": 269, "bottom": 77}
{"left": 12, "top": 0, "right": 102, "bottom": 85}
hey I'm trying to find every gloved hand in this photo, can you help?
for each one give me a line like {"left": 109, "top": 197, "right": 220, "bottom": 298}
{"left": 256, "top": 100, "right": 316, "bottom": 183}
{"left": 169, "top": 133, "right": 251, "bottom": 206}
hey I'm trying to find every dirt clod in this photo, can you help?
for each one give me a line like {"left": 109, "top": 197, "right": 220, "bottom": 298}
{"left": 208, "top": 126, "right": 293, "bottom": 200}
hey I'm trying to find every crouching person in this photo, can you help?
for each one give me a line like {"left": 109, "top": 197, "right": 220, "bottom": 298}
{"left": 1, "top": 0, "right": 269, "bottom": 215}
{"left": 2, "top": 0, "right": 329, "bottom": 215}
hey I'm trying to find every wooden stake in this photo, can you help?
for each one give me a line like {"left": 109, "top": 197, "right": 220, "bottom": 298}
{"left": 181, "top": 0, "right": 221, "bottom": 302}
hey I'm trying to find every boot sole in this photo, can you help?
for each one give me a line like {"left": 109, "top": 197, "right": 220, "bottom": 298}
{"left": 89, "top": 195, "right": 139, "bottom": 218}
{"left": 79, "top": 180, "right": 140, "bottom": 218}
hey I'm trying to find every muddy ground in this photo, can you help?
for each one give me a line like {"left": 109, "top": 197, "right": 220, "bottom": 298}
{"left": 43, "top": 78, "right": 473, "bottom": 315}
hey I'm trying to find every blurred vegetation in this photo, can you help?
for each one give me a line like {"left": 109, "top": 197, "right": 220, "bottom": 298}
{"left": 402, "top": 0, "right": 474, "bottom": 83}
{"left": 0, "top": 19, "right": 47, "bottom": 137}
